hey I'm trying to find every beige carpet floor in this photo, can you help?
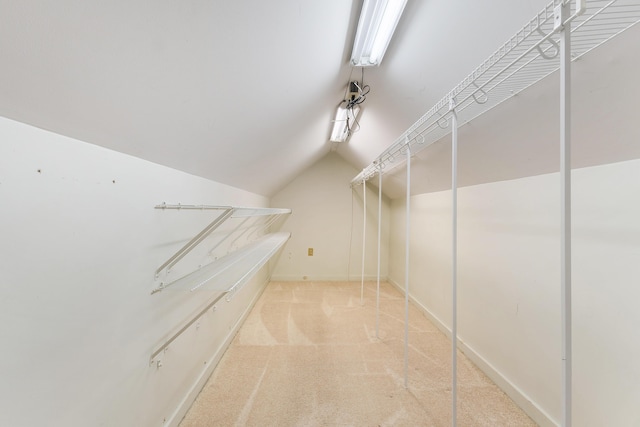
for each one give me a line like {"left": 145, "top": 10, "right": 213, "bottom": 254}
{"left": 179, "top": 281, "right": 536, "bottom": 426}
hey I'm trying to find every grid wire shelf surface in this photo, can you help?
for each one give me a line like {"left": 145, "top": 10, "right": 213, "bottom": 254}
{"left": 351, "top": 0, "right": 640, "bottom": 185}
{"left": 148, "top": 231, "right": 290, "bottom": 364}
{"left": 152, "top": 232, "right": 290, "bottom": 294}
{"left": 153, "top": 204, "right": 291, "bottom": 279}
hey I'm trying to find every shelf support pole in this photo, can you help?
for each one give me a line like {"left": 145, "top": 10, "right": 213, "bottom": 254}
{"left": 557, "top": 2, "right": 573, "bottom": 426}
{"left": 376, "top": 165, "right": 382, "bottom": 339}
{"left": 361, "top": 179, "right": 367, "bottom": 305}
{"left": 450, "top": 97, "right": 459, "bottom": 427}
{"left": 403, "top": 139, "right": 411, "bottom": 389}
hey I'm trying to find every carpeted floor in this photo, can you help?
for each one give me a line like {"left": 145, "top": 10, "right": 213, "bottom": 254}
{"left": 179, "top": 281, "right": 536, "bottom": 426}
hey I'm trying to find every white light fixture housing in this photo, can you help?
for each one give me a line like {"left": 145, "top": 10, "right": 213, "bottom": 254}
{"left": 330, "top": 104, "right": 361, "bottom": 142}
{"left": 351, "top": 0, "right": 408, "bottom": 67}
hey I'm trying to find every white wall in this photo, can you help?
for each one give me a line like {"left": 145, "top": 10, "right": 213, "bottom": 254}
{"left": 0, "top": 117, "right": 274, "bottom": 426}
{"left": 271, "top": 152, "right": 390, "bottom": 282}
{"left": 389, "top": 159, "right": 640, "bottom": 426}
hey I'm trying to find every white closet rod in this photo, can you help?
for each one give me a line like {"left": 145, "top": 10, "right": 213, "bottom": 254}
{"left": 155, "top": 203, "right": 290, "bottom": 217}
{"left": 155, "top": 203, "right": 232, "bottom": 210}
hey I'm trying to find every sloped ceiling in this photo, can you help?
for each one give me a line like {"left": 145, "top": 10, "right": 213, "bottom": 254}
{"left": 1, "top": 0, "right": 638, "bottom": 198}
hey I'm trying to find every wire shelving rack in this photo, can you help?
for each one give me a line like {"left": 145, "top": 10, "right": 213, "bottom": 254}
{"left": 351, "top": 0, "right": 640, "bottom": 185}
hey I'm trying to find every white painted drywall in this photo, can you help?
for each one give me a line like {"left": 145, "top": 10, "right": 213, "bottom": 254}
{"left": 388, "top": 159, "right": 640, "bottom": 426}
{"left": 0, "top": 116, "right": 274, "bottom": 426}
{"left": 270, "top": 153, "right": 390, "bottom": 282}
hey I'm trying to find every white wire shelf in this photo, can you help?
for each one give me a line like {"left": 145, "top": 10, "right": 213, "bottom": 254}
{"left": 151, "top": 232, "right": 290, "bottom": 294}
{"left": 148, "top": 231, "right": 290, "bottom": 365}
{"left": 154, "top": 204, "right": 291, "bottom": 279}
{"left": 351, "top": 0, "right": 640, "bottom": 186}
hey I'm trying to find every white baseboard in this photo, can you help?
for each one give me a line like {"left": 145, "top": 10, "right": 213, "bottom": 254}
{"left": 387, "top": 278, "right": 557, "bottom": 427}
{"left": 166, "top": 277, "right": 270, "bottom": 427}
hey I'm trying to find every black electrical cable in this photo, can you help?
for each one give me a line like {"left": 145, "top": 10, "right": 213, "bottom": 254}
{"left": 346, "top": 80, "right": 370, "bottom": 109}
{"left": 346, "top": 109, "right": 361, "bottom": 136}
{"left": 347, "top": 85, "right": 370, "bottom": 107}
{"left": 338, "top": 68, "right": 369, "bottom": 138}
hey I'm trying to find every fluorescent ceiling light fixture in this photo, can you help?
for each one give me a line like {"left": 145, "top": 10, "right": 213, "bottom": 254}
{"left": 330, "top": 104, "right": 361, "bottom": 142}
{"left": 351, "top": 0, "right": 408, "bottom": 67}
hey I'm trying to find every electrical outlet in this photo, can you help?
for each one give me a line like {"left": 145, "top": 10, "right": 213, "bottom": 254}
{"left": 308, "top": 248, "right": 313, "bottom": 256}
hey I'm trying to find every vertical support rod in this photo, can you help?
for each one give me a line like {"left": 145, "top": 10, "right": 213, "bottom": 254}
{"left": 450, "top": 98, "right": 458, "bottom": 427}
{"left": 361, "top": 179, "right": 367, "bottom": 305}
{"left": 559, "top": 3, "right": 573, "bottom": 426}
{"left": 376, "top": 167, "right": 383, "bottom": 339}
{"left": 404, "top": 143, "right": 411, "bottom": 389}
